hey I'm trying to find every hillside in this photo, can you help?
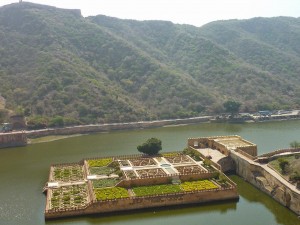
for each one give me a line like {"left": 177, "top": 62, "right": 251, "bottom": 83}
{"left": 0, "top": 2, "right": 300, "bottom": 125}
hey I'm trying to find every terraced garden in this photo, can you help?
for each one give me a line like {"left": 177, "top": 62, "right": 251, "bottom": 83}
{"left": 94, "top": 187, "right": 129, "bottom": 201}
{"left": 52, "top": 165, "right": 84, "bottom": 182}
{"left": 50, "top": 184, "right": 88, "bottom": 210}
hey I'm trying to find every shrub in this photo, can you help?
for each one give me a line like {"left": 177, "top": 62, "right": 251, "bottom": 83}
{"left": 137, "top": 138, "right": 162, "bottom": 155}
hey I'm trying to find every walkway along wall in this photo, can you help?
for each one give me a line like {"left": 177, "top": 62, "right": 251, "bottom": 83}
{"left": 230, "top": 150, "right": 300, "bottom": 216}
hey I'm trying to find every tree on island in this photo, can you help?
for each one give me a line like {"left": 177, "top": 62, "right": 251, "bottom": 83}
{"left": 137, "top": 138, "right": 162, "bottom": 155}
{"left": 223, "top": 100, "right": 241, "bottom": 116}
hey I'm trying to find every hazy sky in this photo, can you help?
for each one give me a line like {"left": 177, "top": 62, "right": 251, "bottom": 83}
{"left": 0, "top": 0, "right": 299, "bottom": 27}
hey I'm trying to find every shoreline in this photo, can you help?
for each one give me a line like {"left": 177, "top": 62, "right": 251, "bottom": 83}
{"left": 1, "top": 114, "right": 300, "bottom": 146}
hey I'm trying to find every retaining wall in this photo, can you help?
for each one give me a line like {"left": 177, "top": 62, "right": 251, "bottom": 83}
{"left": 230, "top": 151, "right": 300, "bottom": 216}
{"left": 45, "top": 187, "right": 238, "bottom": 219}
{"left": 0, "top": 132, "right": 27, "bottom": 148}
{"left": 27, "top": 117, "right": 212, "bottom": 139}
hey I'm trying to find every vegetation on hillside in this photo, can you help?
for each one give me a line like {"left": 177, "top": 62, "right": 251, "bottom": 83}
{"left": 1, "top": 3, "right": 300, "bottom": 124}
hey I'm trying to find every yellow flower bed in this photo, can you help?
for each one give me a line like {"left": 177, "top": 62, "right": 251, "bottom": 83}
{"left": 94, "top": 187, "right": 129, "bottom": 201}
{"left": 180, "top": 180, "right": 218, "bottom": 192}
{"left": 87, "top": 158, "right": 113, "bottom": 167}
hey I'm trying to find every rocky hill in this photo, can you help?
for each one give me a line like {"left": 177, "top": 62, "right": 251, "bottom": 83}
{"left": 0, "top": 2, "right": 299, "bottom": 125}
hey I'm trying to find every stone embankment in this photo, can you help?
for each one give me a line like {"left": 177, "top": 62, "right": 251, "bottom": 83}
{"left": 0, "top": 116, "right": 212, "bottom": 148}
{"left": 26, "top": 116, "right": 212, "bottom": 139}
{"left": 0, "top": 131, "right": 27, "bottom": 148}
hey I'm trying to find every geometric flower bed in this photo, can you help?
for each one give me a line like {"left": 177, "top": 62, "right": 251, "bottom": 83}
{"left": 123, "top": 170, "right": 137, "bottom": 179}
{"left": 94, "top": 187, "right": 129, "bottom": 201}
{"left": 50, "top": 184, "right": 88, "bottom": 210}
{"left": 92, "top": 178, "right": 120, "bottom": 188}
{"left": 52, "top": 165, "right": 84, "bottom": 182}
{"left": 164, "top": 154, "right": 192, "bottom": 164}
{"left": 129, "top": 158, "right": 157, "bottom": 167}
{"left": 180, "top": 180, "right": 218, "bottom": 192}
{"left": 119, "top": 160, "right": 131, "bottom": 167}
{"left": 136, "top": 168, "right": 166, "bottom": 177}
{"left": 132, "top": 184, "right": 182, "bottom": 196}
{"left": 175, "top": 165, "right": 205, "bottom": 174}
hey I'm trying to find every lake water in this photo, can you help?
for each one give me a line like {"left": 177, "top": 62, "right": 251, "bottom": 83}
{"left": 0, "top": 120, "right": 299, "bottom": 225}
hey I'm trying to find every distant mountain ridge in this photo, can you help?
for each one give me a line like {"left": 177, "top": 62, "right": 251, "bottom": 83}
{"left": 0, "top": 2, "right": 299, "bottom": 124}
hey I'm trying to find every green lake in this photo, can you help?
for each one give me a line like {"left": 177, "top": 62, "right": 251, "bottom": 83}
{"left": 0, "top": 120, "right": 299, "bottom": 225}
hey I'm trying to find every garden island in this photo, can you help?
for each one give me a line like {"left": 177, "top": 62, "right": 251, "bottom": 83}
{"left": 44, "top": 137, "right": 239, "bottom": 219}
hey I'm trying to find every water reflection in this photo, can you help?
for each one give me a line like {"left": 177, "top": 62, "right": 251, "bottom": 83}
{"left": 232, "top": 175, "right": 299, "bottom": 225}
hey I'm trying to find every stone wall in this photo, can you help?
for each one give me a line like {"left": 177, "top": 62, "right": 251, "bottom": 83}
{"left": 0, "top": 132, "right": 27, "bottom": 148}
{"left": 45, "top": 187, "right": 238, "bottom": 219}
{"left": 230, "top": 151, "right": 300, "bottom": 216}
{"left": 27, "top": 117, "right": 212, "bottom": 139}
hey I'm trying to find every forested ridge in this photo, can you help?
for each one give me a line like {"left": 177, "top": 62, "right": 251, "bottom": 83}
{"left": 0, "top": 2, "right": 300, "bottom": 126}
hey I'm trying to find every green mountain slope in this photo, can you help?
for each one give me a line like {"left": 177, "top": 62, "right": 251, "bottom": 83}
{"left": 0, "top": 3, "right": 299, "bottom": 125}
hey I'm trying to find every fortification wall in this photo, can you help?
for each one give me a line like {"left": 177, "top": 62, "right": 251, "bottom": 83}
{"left": 230, "top": 151, "right": 300, "bottom": 216}
{"left": 45, "top": 187, "right": 238, "bottom": 219}
{"left": 0, "top": 132, "right": 27, "bottom": 148}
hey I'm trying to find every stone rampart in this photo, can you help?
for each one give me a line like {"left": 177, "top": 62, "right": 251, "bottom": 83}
{"left": 230, "top": 151, "right": 300, "bottom": 216}
{"left": 0, "top": 132, "right": 27, "bottom": 148}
